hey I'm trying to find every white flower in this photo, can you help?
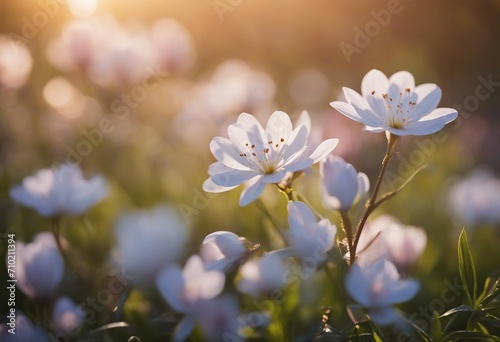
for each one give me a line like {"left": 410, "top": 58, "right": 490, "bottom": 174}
{"left": 330, "top": 69, "right": 458, "bottom": 136}
{"left": 0, "top": 312, "right": 49, "bottom": 342}
{"left": 196, "top": 295, "right": 243, "bottom": 342}
{"left": 320, "top": 155, "right": 369, "bottom": 211}
{"left": 10, "top": 163, "right": 108, "bottom": 218}
{"left": 156, "top": 255, "right": 225, "bottom": 342}
{"left": 345, "top": 259, "right": 419, "bottom": 325}
{"left": 114, "top": 204, "right": 189, "bottom": 282}
{"left": 156, "top": 255, "right": 225, "bottom": 311}
{"left": 288, "top": 201, "right": 336, "bottom": 262}
{"left": 236, "top": 253, "right": 288, "bottom": 298}
{"left": 356, "top": 215, "right": 427, "bottom": 271}
{"left": 200, "top": 231, "right": 248, "bottom": 272}
{"left": 448, "top": 169, "right": 500, "bottom": 226}
{"left": 203, "top": 111, "right": 338, "bottom": 206}
{"left": 52, "top": 296, "right": 85, "bottom": 334}
{"left": 0, "top": 35, "right": 32, "bottom": 89}
{"left": 13, "top": 232, "right": 64, "bottom": 300}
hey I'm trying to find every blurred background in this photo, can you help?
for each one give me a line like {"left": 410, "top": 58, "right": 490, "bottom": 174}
{"left": 1, "top": 0, "right": 500, "bottom": 340}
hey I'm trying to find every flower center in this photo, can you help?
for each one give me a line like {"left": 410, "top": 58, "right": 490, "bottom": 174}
{"left": 371, "top": 88, "right": 417, "bottom": 129}
{"left": 238, "top": 137, "right": 286, "bottom": 174}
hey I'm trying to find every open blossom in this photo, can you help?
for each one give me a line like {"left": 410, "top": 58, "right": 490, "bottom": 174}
{"left": 356, "top": 215, "right": 427, "bottom": 271}
{"left": 156, "top": 255, "right": 225, "bottom": 341}
{"left": 114, "top": 204, "right": 189, "bottom": 282}
{"left": 10, "top": 163, "right": 108, "bottom": 218}
{"left": 14, "top": 232, "right": 64, "bottom": 300}
{"left": 288, "top": 201, "right": 336, "bottom": 263}
{"left": 237, "top": 253, "right": 288, "bottom": 298}
{"left": 330, "top": 69, "right": 458, "bottom": 136}
{"left": 203, "top": 111, "right": 338, "bottom": 206}
{"left": 320, "top": 155, "right": 369, "bottom": 211}
{"left": 200, "top": 231, "right": 249, "bottom": 272}
{"left": 346, "top": 259, "right": 419, "bottom": 325}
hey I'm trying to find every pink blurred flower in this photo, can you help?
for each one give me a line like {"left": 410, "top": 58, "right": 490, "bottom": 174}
{"left": 46, "top": 17, "right": 110, "bottom": 72}
{"left": 149, "top": 19, "right": 195, "bottom": 72}
{"left": 346, "top": 259, "right": 419, "bottom": 325}
{"left": 331, "top": 69, "right": 457, "bottom": 136}
{"left": 356, "top": 215, "right": 427, "bottom": 271}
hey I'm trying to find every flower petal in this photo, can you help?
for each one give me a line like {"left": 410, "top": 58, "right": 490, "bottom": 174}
{"left": 239, "top": 176, "right": 266, "bottom": 206}
{"left": 411, "top": 83, "right": 442, "bottom": 120}
{"left": 210, "top": 137, "right": 250, "bottom": 171}
{"left": 156, "top": 264, "right": 187, "bottom": 313}
{"left": 295, "top": 110, "right": 311, "bottom": 135}
{"left": 235, "top": 112, "right": 267, "bottom": 142}
{"left": 173, "top": 316, "right": 196, "bottom": 342}
{"left": 369, "top": 306, "right": 399, "bottom": 326}
{"left": 361, "top": 70, "right": 390, "bottom": 120}
{"left": 309, "top": 139, "right": 339, "bottom": 163}
{"left": 361, "top": 69, "right": 389, "bottom": 97}
{"left": 330, "top": 100, "right": 363, "bottom": 122}
{"left": 211, "top": 169, "right": 257, "bottom": 187}
{"left": 343, "top": 87, "right": 384, "bottom": 127}
{"left": 202, "top": 178, "right": 237, "bottom": 193}
{"left": 280, "top": 125, "right": 309, "bottom": 163}
{"left": 345, "top": 263, "right": 372, "bottom": 307}
{"left": 261, "top": 170, "right": 287, "bottom": 184}
{"left": 266, "top": 111, "right": 293, "bottom": 143}
{"left": 389, "top": 71, "right": 415, "bottom": 90}
{"left": 288, "top": 201, "right": 317, "bottom": 234}
{"left": 390, "top": 108, "right": 458, "bottom": 136}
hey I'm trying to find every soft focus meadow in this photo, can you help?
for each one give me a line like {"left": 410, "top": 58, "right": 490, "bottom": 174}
{"left": 1, "top": 1, "right": 500, "bottom": 341}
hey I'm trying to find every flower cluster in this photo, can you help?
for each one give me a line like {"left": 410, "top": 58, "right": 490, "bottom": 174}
{"left": 5, "top": 68, "right": 498, "bottom": 342}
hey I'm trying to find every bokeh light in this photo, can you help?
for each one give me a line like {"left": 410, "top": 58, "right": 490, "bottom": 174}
{"left": 68, "top": 0, "right": 98, "bottom": 18}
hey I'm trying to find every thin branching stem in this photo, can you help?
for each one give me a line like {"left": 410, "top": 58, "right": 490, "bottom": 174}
{"left": 51, "top": 217, "right": 69, "bottom": 266}
{"left": 352, "top": 133, "right": 398, "bottom": 258}
{"left": 254, "top": 199, "right": 287, "bottom": 244}
{"left": 340, "top": 211, "right": 355, "bottom": 265}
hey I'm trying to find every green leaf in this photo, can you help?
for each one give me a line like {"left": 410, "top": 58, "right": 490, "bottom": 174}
{"left": 440, "top": 305, "right": 473, "bottom": 318}
{"left": 442, "top": 330, "right": 500, "bottom": 341}
{"left": 431, "top": 311, "right": 443, "bottom": 341}
{"left": 480, "top": 278, "right": 500, "bottom": 309}
{"left": 367, "top": 321, "right": 390, "bottom": 342}
{"left": 458, "top": 228, "right": 477, "bottom": 308}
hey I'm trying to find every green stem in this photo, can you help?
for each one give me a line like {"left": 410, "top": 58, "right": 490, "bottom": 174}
{"left": 51, "top": 217, "right": 69, "bottom": 265}
{"left": 352, "top": 133, "right": 398, "bottom": 259}
{"left": 254, "top": 199, "right": 287, "bottom": 244}
{"left": 340, "top": 211, "right": 355, "bottom": 265}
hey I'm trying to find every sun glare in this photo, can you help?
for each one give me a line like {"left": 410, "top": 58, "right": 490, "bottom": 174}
{"left": 68, "top": 0, "right": 98, "bottom": 17}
